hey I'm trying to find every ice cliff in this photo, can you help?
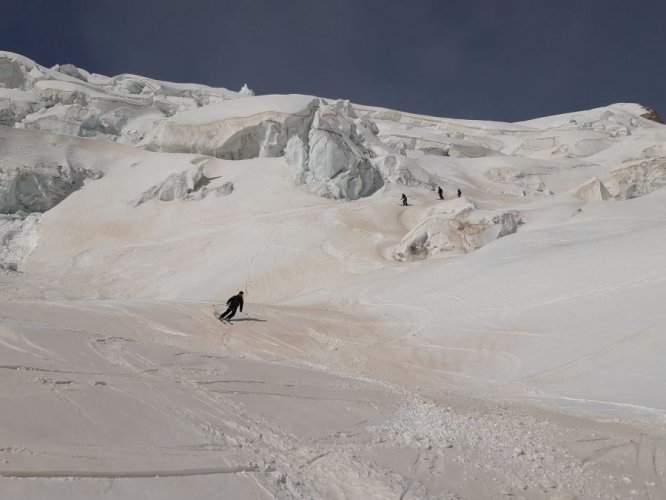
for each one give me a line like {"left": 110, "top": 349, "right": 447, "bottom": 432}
{"left": 0, "top": 51, "right": 248, "bottom": 144}
{"left": 393, "top": 200, "right": 521, "bottom": 261}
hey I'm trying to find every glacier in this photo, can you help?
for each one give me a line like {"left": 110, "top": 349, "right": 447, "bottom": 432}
{"left": 1, "top": 51, "right": 666, "bottom": 499}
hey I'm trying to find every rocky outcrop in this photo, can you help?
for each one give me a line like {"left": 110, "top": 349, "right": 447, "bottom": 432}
{"left": 639, "top": 105, "right": 663, "bottom": 124}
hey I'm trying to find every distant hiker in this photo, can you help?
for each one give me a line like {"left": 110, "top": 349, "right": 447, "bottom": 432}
{"left": 437, "top": 186, "right": 444, "bottom": 200}
{"left": 401, "top": 193, "right": 408, "bottom": 206}
{"left": 457, "top": 188, "right": 462, "bottom": 198}
{"left": 219, "top": 291, "right": 244, "bottom": 321}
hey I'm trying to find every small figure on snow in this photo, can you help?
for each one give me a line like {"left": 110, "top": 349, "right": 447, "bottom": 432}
{"left": 219, "top": 291, "right": 244, "bottom": 322}
{"left": 437, "top": 186, "right": 444, "bottom": 200}
{"left": 401, "top": 193, "right": 408, "bottom": 206}
{"left": 457, "top": 188, "right": 462, "bottom": 198}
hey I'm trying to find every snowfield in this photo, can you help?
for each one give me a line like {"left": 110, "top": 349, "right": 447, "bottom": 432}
{"left": 1, "top": 51, "right": 665, "bottom": 499}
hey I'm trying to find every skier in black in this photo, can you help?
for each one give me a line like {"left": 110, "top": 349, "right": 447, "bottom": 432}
{"left": 401, "top": 193, "right": 408, "bottom": 206}
{"left": 219, "top": 291, "right": 244, "bottom": 321}
{"left": 457, "top": 188, "right": 462, "bottom": 198}
{"left": 437, "top": 186, "right": 444, "bottom": 200}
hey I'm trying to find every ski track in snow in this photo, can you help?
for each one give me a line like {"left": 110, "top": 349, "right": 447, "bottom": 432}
{"left": 0, "top": 299, "right": 664, "bottom": 498}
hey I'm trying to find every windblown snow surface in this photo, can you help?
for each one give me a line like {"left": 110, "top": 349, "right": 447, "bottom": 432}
{"left": 1, "top": 51, "right": 665, "bottom": 499}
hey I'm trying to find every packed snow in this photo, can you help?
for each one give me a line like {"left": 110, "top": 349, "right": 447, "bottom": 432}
{"left": 1, "top": 52, "right": 665, "bottom": 499}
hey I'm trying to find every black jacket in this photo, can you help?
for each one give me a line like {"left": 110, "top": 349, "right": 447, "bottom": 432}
{"left": 226, "top": 294, "right": 244, "bottom": 311}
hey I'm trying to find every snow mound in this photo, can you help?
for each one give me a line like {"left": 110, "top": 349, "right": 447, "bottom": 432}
{"left": 393, "top": 201, "right": 521, "bottom": 261}
{"left": 0, "top": 213, "right": 40, "bottom": 271}
{"left": 133, "top": 164, "right": 233, "bottom": 206}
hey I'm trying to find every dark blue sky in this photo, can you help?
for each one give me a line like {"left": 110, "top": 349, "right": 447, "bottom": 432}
{"left": 2, "top": 0, "right": 664, "bottom": 121}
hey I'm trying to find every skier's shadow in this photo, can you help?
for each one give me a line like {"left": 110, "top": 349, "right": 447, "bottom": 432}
{"left": 231, "top": 317, "right": 267, "bottom": 322}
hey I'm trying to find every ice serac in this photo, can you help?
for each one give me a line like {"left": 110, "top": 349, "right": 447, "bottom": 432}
{"left": 238, "top": 83, "right": 254, "bottom": 97}
{"left": 295, "top": 99, "right": 442, "bottom": 198}
{"left": 0, "top": 89, "right": 37, "bottom": 126}
{"left": 0, "top": 163, "right": 102, "bottom": 214}
{"left": 21, "top": 79, "right": 166, "bottom": 141}
{"left": 0, "top": 52, "right": 245, "bottom": 144}
{"left": 0, "top": 52, "right": 37, "bottom": 90}
{"left": 485, "top": 166, "right": 549, "bottom": 195}
{"left": 447, "top": 142, "right": 494, "bottom": 158}
{"left": 570, "top": 177, "right": 611, "bottom": 202}
{"left": 143, "top": 94, "right": 319, "bottom": 159}
{"left": 133, "top": 164, "right": 233, "bottom": 206}
{"left": 393, "top": 201, "right": 521, "bottom": 261}
{"left": 0, "top": 127, "right": 110, "bottom": 215}
{"left": 144, "top": 95, "right": 387, "bottom": 200}
{"left": 612, "top": 159, "right": 666, "bottom": 200}
{"left": 0, "top": 213, "right": 40, "bottom": 271}
{"left": 53, "top": 63, "right": 88, "bottom": 81}
{"left": 295, "top": 100, "right": 384, "bottom": 200}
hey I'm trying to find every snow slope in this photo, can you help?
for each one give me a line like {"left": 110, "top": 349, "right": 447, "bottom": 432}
{"left": 1, "top": 53, "right": 666, "bottom": 498}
